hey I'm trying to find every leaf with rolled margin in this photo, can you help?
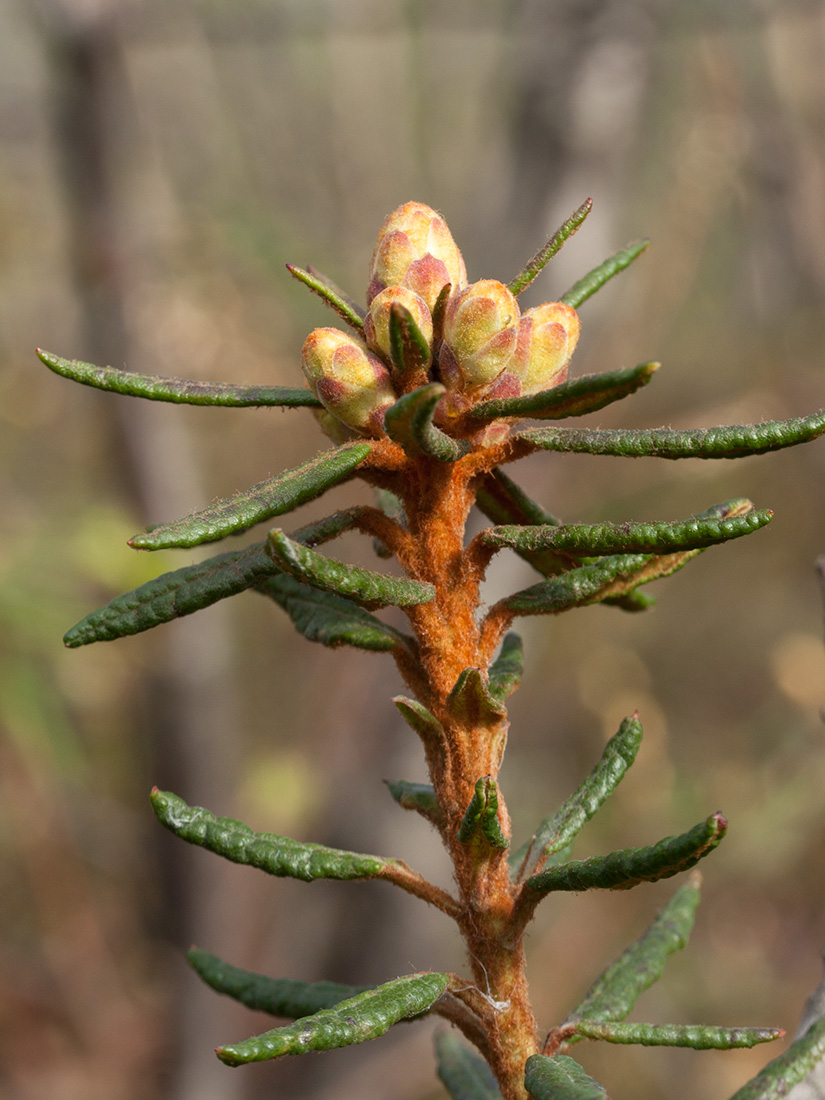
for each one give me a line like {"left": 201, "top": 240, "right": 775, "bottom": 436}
{"left": 216, "top": 971, "right": 449, "bottom": 1065}
{"left": 384, "top": 383, "right": 470, "bottom": 462}
{"left": 187, "top": 948, "right": 369, "bottom": 1017}
{"left": 388, "top": 302, "right": 432, "bottom": 379}
{"left": 285, "top": 264, "right": 365, "bottom": 331}
{"left": 560, "top": 239, "right": 650, "bottom": 310}
{"left": 476, "top": 469, "right": 570, "bottom": 578}
{"left": 511, "top": 715, "right": 643, "bottom": 876}
{"left": 571, "top": 1020, "right": 782, "bottom": 1049}
{"left": 266, "top": 529, "right": 435, "bottom": 609}
{"left": 564, "top": 876, "right": 701, "bottom": 1026}
{"left": 517, "top": 411, "right": 825, "bottom": 460}
{"left": 447, "top": 668, "right": 507, "bottom": 726}
{"left": 488, "top": 633, "right": 524, "bottom": 702}
{"left": 458, "top": 776, "right": 508, "bottom": 850}
{"left": 472, "top": 362, "right": 659, "bottom": 422}
{"left": 524, "top": 1054, "right": 608, "bottom": 1100}
{"left": 394, "top": 697, "right": 444, "bottom": 743}
{"left": 372, "top": 487, "right": 406, "bottom": 559}
{"left": 727, "top": 1017, "right": 825, "bottom": 1100}
{"left": 508, "top": 198, "right": 592, "bottom": 296}
{"left": 151, "top": 788, "right": 390, "bottom": 881}
{"left": 130, "top": 443, "right": 370, "bottom": 550}
{"left": 527, "top": 813, "right": 727, "bottom": 895}
{"left": 435, "top": 1032, "right": 503, "bottom": 1100}
{"left": 385, "top": 780, "right": 443, "bottom": 827}
{"left": 37, "top": 349, "right": 321, "bottom": 408}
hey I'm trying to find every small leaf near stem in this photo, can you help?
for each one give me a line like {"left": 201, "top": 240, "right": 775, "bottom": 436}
{"left": 488, "top": 633, "right": 524, "bottom": 703}
{"left": 388, "top": 302, "right": 432, "bottom": 388}
{"left": 286, "top": 263, "right": 366, "bottom": 331}
{"left": 435, "top": 1031, "right": 504, "bottom": 1100}
{"left": 384, "top": 383, "right": 471, "bottom": 462}
{"left": 458, "top": 776, "right": 509, "bottom": 850}
{"left": 524, "top": 1053, "right": 609, "bottom": 1100}
{"left": 508, "top": 198, "right": 592, "bottom": 296}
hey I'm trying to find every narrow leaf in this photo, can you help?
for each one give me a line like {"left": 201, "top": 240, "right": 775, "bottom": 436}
{"left": 216, "top": 971, "right": 449, "bottom": 1065}
{"left": 130, "top": 443, "right": 370, "bottom": 550}
{"left": 37, "top": 349, "right": 321, "bottom": 408}
{"left": 435, "top": 1031, "right": 503, "bottom": 1100}
{"left": 472, "top": 362, "right": 660, "bottom": 422}
{"left": 257, "top": 573, "right": 411, "bottom": 652}
{"left": 306, "top": 264, "right": 367, "bottom": 319}
{"left": 388, "top": 302, "right": 432, "bottom": 378}
{"left": 447, "top": 668, "right": 507, "bottom": 725}
{"left": 458, "top": 776, "right": 509, "bottom": 850}
{"left": 566, "top": 877, "right": 701, "bottom": 1027}
{"left": 488, "top": 633, "right": 524, "bottom": 702}
{"left": 476, "top": 468, "right": 569, "bottom": 578}
{"left": 266, "top": 529, "right": 435, "bottom": 609}
{"left": 527, "top": 813, "right": 727, "bottom": 895}
{"left": 188, "top": 948, "right": 368, "bottom": 1017}
{"left": 151, "top": 788, "right": 387, "bottom": 881}
{"left": 394, "top": 697, "right": 445, "bottom": 742}
{"left": 286, "top": 264, "right": 365, "bottom": 331}
{"left": 513, "top": 715, "right": 643, "bottom": 876}
{"left": 517, "top": 411, "right": 825, "bottom": 460}
{"left": 524, "top": 1053, "right": 608, "bottom": 1100}
{"left": 572, "top": 1020, "right": 783, "bottom": 1049}
{"left": 483, "top": 505, "right": 772, "bottom": 557}
{"left": 508, "top": 198, "right": 593, "bottom": 296}
{"left": 384, "top": 383, "right": 471, "bottom": 462}
{"left": 727, "top": 1017, "right": 825, "bottom": 1100}
{"left": 385, "top": 780, "right": 444, "bottom": 827}
{"left": 560, "top": 239, "right": 650, "bottom": 310}
{"left": 372, "top": 487, "right": 406, "bottom": 558}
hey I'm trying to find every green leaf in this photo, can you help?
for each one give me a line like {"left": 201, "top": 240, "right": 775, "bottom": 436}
{"left": 435, "top": 1032, "right": 503, "bottom": 1100}
{"left": 285, "top": 263, "right": 365, "bottom": 331}
{"left": 151, "top": 788, "right": 389, "bottom": 881}
{"left": 476, "top": 468, "right": 569, "bottom": 578}
{"left": 384, "top": 383, "right": 471, "bottom": 462}
{"left": 512, "top": 714, "right": 643, "bottom": 876}
{"left": 257, "top": 574, "right": 411, "bottom": 652}
{"left": 483, "top": 504, "right": 772, "bottom": 557}
{"left": 130, "top": 443, "right": 371, "bottom": 550}
{"left": 527, "top": 813, "right": 727, "bottom": 895}
{"left": 517, "top": 411, "right": 825, "bottom": 460}
{"left": 571, "top": 1020, "right": 783, "bottom": 1049}
{"left": 447, "top": 668, "right": 507, "bottom": 725}
{"left": 560, "top": 239, "right": 650, "bottom": 310}
{"left": 372, "top": 487, "right": 406, "bottom": 558}
{"left": 394, "top": 696, "right": 445, "bottom": 743}
{"left": 187, "top": 948, "right": 369, "bottom": 1017}
{"left": 215, "top": 971, "right": 449, "bottom": 1065}
{"left": 508, "top": 198, "right": 593, "bottom": 296}
{"left": 727, "top": 1016, "right": 825, "bottom": 1100}
{"left": 565, "top": 877, "right": 701, "bottom": 1025}
{"left": 388, "top": 302, "right": 432, "bottom": 378}
{"left": 458, "top": 776, "right": 509, "bottom": 850}
{"left": 384, "top": 780, "right": 444, "bottom": 827}
{"left": 472, "top": 362, "right": 660, "bottom": 422}
{"left": 266, "top": 529, "right": 435, "bottom": 609}
{"left": 524, "top": 1054, "right": 608, "bottom": 1100}
{"left": 37, "top": 348, "right": 321, "bottom": 408}
{"left": 488, "top": 633, "right": 524, "bottom": 702}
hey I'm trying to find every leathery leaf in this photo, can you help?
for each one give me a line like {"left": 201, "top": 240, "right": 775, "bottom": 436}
{"left": 385, "top": 780, "right": 444, "bottom": 827}
{"left": 508, "top": 198, "right": 592, "bottom": 296}
{"left": 488, "top": 633, "right": 524, "bottom": 702}
{"left": 524, "top": 1054, "right": 608, "bottom": 1100}
{"left": 727, "top": 1016, "right": 825, "bottom": 1100}
{"left": 458, "top": 776, "right": 509, "bottom": 850}
{"left": 37, "top": 348, "right": 322, "bottom": 408}
{"left": 256, "top": 574, "right": 412, "bottom": 652}
{"left": 564, "top": 875, "right": 701, "bottom": 1026}
{"left": 130, "top": 443, "right": 370, "bottom": 549}
{"left": 512, "top": 714, "right": 643, "bottom": 876}
{"left": 435, "top": 1031, "right": 504, "bottom": 1100}
{"left": 187, "top": 948, "right": 369, "bottom": 1017}
{"left": 559, "top": 239, "right": 650, "bottom": 310}
{"left": 151, "top": 788, "right": 388, "bottom": 881}
{"left": 384, "top": 383, "right": 470, "bottom": 462}
{"left": 571, "top": 1020, "right": 783, "bottom": 1049}
{"left": 266, "top": 528, "right": 435, "bottom": 609}
{"left": 472, "top": 362, "right": 659, "bottom": 422}
{"left": 285, "top": 263, "right": 365, "bottom": 331}
{"left": 447, "top": 668, "right": 507, "bottom": 725}
{"left": 216, "top": 971, "right": 449, "bottom": 1065}
{"left": 527, "top": 813, "right": 727, "bottom": 894}
{"left": 388, "top": 301, "right": 432, "bottom": 378}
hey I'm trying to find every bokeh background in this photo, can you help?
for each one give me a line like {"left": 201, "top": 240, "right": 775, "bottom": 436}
{"left": 4, "top": 2, "right": 825, "bottom": 1098}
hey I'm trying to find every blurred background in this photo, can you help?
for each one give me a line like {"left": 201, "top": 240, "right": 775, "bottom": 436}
{"left": 4, "top": 1, "right": 825, "bottom": 1098}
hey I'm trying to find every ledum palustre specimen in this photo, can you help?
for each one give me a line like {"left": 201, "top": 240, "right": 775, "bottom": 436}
{"left": 40, "top": 200, "right": 825, "bottom": 1100}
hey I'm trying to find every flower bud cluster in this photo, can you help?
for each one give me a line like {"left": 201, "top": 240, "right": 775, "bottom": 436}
{"left": 301, "top": 202, "right": 580, "bottom": 437}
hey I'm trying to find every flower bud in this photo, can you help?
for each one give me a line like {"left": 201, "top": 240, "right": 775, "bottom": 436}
{"left": 439, "top": 280, "right": 520, "bottom": 394}
{"left": 368, "top": 202, "right": 467, "bottom": 311}
{"left": 364, "top": 286, "right": 433, "bottom": 364}
{"left": 302, "top": 327, "right": 396, "bottom": 436}
{"left": 512, "top": 301, "right": 580, "bottom": 394}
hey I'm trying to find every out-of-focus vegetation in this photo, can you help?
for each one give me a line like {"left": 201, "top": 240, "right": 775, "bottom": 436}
{"left": 3, "top": 2, "right": 825, "bottom": 1099}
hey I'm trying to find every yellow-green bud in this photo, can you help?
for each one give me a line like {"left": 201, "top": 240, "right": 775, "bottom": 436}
{"left": 302, "top": 327, "right": 396, "bottom": 436}
{"left": 368, "top": 202, "right": 467, "bottom": 312}
{"left": 439, "top": 280, "right": 520, "bottom": 394}
{"left": 364, "top": 286, "right": 434, "bottom": 364}
{"left": 513, "top": 301, "right": 580, "bottom": 394}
